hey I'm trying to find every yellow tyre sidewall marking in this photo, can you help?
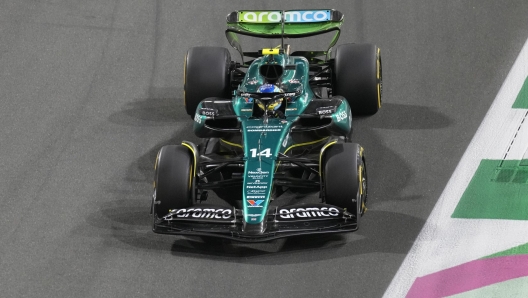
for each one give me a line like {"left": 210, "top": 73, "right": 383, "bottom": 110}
{"left": 181, "top": 142, "right": 196, "bottom": 191}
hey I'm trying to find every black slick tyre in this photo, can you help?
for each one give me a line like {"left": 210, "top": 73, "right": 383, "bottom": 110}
{"left": 184, "top": 47, "right": 231, "bottom": 117}
{"left": 333, "top": 43, "right": 382, "bottom": 116}
{"left": 153, "top": 145, "right": 194, "bottom": 218}
{"left": 323, "top": 143, "right": 367, "bottom": 225}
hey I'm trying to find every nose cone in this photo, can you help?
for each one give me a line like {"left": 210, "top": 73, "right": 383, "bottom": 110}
{"left": 242, "top": 220, "right": 266, "bottom": 235}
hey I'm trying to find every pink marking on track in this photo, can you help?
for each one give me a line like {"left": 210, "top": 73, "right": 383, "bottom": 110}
{"left": 406, "top": 254, "right": 528, "bottom": 298}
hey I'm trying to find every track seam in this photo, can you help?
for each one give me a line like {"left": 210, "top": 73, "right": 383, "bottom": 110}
{"left": 501, "top": 110, "right": 528, "bottom": 166}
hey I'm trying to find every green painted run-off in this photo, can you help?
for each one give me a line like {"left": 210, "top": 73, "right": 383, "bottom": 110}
{"left": 513, "top": 76, "right": 528, "bottom": 109}
{"left": 452, "top": 159, "right": 528, "bottom": 220}
{"left": 483, "top": 242, "right": 528, "bottom": 259}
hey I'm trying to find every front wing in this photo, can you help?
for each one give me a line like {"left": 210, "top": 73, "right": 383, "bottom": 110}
{"left": 152, "top": 203, "right": 358, "bottom": 242}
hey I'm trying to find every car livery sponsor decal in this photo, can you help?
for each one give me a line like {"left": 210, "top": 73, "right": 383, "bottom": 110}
{"left": 247, "top": 168, "right": 270, "bottom": 180}
{"left": 316, "top": 106, "right": 336, "bottom": 116}
{"left": 247, "top": 189, "right": 266, "bottom": 194}
{"left": 245, "top": 177, "right": 268, "bottom": 196}
{"left": 335, "top": 110, "right": 347, "bottom": 122}
{"left": 194, "top": 113, "right": 201, "bottom": 123}
{"left": 282, "top": 133, "right": 289, "bottom": 147}
{"left": 246, "top": 179, "right": 268, "bottom": 185}
{"left": 238, "top": 10, "right": 331, "bottom": 23}
{"left": 247, "top": 199, "right": 264, "bottom": 207}
{"left": 163, "top": 208, "right": 232, "bottom": 220}
{"left": 278, "top": 207, "right": 340, "bottom": 219}
{"left": 246, "top": 125, "right": 282, "bottom": 132}
{"left": 287, "top": 78, "right": 301, "bottom": 84}
{"left": 199, "top": 108, "right": 217, "bottom": 117}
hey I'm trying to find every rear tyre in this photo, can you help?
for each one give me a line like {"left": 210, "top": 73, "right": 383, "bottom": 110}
{"left": 153, "top": 145, "right": 194, "bottom": 218}
{"left": 323, "top": 143, "right": 367, "bottom": 226}
{"left": 333, "top": 43, "right": 382, "bottom": 116}
{"left": 184, "top": 47, "right": 232, "bottom": 117}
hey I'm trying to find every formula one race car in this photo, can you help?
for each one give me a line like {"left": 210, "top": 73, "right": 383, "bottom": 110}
{"left": 152, "top": 9, "right": 382, "bottom": 242}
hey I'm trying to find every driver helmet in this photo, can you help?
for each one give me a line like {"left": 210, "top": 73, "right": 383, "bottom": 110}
{"left": 257, "top": 84, "right": 284, "bottom": 111}
{"left": 257, "top": 83, "right": 283, "bottom": 94}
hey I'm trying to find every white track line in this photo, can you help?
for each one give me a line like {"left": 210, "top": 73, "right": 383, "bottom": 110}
{"left": 383, "top": 37, "right": 528, "bottom": 298}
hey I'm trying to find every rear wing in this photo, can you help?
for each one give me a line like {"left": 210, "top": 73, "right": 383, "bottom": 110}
{"left": 225, "top": 9, "right": 344, "bottom": 63}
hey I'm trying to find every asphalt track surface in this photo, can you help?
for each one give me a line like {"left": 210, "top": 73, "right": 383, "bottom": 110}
{"left": 1, "top": 1, "right": 528, "bottom": 297}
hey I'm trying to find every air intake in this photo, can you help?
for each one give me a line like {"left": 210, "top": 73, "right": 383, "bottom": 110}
{"left": 259, "top": 64, "right": 283, "bottom": 82}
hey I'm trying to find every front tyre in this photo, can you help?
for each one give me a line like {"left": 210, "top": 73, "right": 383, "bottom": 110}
{"left": 333, "top": 43, "right": 382, "bottom": 116}
{"left": 153, "top": 145, "right": 194, "bottom": 218}
{"left": 323, "top": 143, "right": 367, "bottom": 226}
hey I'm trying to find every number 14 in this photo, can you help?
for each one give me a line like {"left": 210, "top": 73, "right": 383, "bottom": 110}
{"left": 249, "top": 148, "right": 272, "bottom": 158}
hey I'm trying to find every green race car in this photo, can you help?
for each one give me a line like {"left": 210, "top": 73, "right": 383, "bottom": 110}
{"left": 152, "top": 9, "right": 382, "bottom": 242}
